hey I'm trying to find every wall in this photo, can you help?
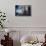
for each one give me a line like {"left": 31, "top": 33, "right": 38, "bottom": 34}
{"left": 0, "top": 0, "right": 46, "bottom": 27}
{"left": 0, "top": 0, "right": 46, "bottom": 46}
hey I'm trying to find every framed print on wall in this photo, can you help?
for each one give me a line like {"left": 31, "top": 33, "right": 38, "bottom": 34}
{"left": 15, "top": 5, "right": 31, "bottom": 16}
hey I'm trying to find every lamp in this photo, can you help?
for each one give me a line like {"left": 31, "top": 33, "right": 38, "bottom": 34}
{"left": 5, "top": 29, "right": 10, "bottom": 37}
{"left": 5, "top": 29, "right": 9, "bottom": 33}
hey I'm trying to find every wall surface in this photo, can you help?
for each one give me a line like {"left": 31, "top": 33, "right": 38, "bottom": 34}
{"left": 0, "top": 0, "right": 46, "bottom": 46}
{"left": 0, "top": 0, "right": 46, "bottom": 27}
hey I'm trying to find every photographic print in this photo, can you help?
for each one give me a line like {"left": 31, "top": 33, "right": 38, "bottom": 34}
{"left": 15, "top": 5, "right": 31, "bottom": 16}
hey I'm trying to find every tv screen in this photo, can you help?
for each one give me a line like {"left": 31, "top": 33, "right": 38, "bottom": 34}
{"left": 15, "top": 5, "right": 31, "bottom": 16}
